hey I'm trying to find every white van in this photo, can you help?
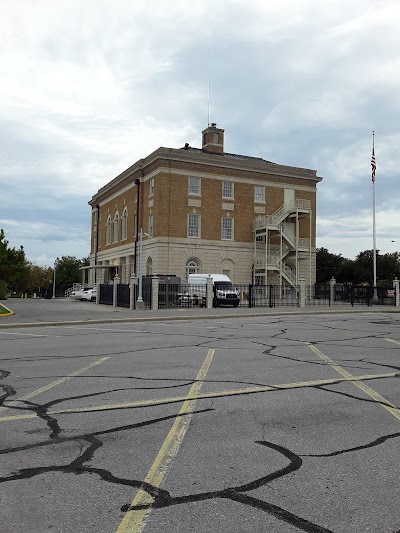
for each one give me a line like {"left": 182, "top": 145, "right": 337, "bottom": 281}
{"left": 188, "top": 274, "right": 240, "bottom": 307}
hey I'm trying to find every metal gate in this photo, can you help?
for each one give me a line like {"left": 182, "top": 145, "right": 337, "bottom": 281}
{"left": 99, "top": 284, "right": 113, "bottom": 305}
{"left": 351, "top": 286, "right": 396, "bottom": 306}
{"left": 117, "top": 284, "right": 130, "bottom": 308}
{"left": 247, "top": 285, "right": 300, "bottom": 308}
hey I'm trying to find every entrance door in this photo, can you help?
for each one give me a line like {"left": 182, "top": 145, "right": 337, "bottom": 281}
{"left": 284, "top": 188, "right": 295, "bottom": 208}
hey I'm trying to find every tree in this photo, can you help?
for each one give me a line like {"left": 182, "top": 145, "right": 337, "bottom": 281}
{"left": 0, "top": 229, "right": 29, "bottom": 293}
{"left": 316, "top": 247, "right": 346, "bottom": 283}
{"left": 352, "top": 250, "right": 400, "bottom": 286}
{"left": 26, "top": 263, "right": 53, "bottom": 296}
{"left": 336, "top": 258, "right": 356, "bottom": 284}
{"left": 353, "top": 250, "right": 375, "bottom": 285}
{"left": 52, "top": 256, "right": 86, "bottom": 295}
{"left": 377, "top": 252, "right": 400, "bottom": 285}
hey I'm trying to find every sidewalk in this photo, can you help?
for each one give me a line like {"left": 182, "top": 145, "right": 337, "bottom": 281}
{"left": 1, "top": 297, "right": 399, "bottom": 329}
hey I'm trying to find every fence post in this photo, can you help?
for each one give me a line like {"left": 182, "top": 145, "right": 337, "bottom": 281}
{"left": 130, "top": 276, "right": 137, "bottom": 310}
{"left": 393, "top": 277, "right": 400, "bottom": 307}
{"left": 113, "top": 275, "right": 120, "bottom": 307}
{"left": 330, "top": 277, "right": 336, "bottom": 305}
{"left": 206, "top": 276, "right": 213, "bottom": 309}
{"left": 96, "top": 276, "right": 101, "bottom": 305}
{"left": 299, "top": 277, "right": 306, "bottom": 307}
{"left": 248, "top": 284, "right": 252, "bottom": 308}
{"left": 152, "top": 277, "right": 159, "bottom": 310}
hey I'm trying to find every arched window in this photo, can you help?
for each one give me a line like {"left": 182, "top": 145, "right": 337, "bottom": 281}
{"left": 221, "top": 258, "right": 235, "bottom": 280}
{"left": 113, "top": 210, "right": 119, "bottom": 243}
{"left": 146, "top": 257, "right": 153, "bottom": 276}
{"left": 105, "top": 215, "right": 111, "bottom": 245}
{"left": 186, "top": 258, "right": 200, "bottom": 280}
{"left": 121, "top": 207, "right": 128, "bottom": 240}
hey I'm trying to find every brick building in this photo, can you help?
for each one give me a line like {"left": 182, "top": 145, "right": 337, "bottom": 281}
{"left": 88, "top": 124, "right": 322, "bottom": 286}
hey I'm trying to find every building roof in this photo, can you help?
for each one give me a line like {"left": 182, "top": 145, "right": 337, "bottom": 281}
{"left": 180, "top": 145, "right": 275, "bottom": 164}
{"left": 89, "top": 139, "right": 322, "bottom": 205}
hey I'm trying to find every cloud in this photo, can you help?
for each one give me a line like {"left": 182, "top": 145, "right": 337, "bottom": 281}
{"left": 1, "top": 0, "right": 400, "bottom": 266}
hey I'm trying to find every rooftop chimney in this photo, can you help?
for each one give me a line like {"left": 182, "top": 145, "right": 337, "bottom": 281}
{"left": 201, "top": 123, "right": 224, "bottom": 154}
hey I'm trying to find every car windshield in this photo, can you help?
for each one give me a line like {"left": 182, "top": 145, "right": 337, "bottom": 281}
{"left": 215, "top": 282, "right": 234, "bottom": 290}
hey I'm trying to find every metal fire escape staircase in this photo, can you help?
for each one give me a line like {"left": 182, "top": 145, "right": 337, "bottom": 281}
{"left": 253, "top": 199, "right": 311, "bottom": 287}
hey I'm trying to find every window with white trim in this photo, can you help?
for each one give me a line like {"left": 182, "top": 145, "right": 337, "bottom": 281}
{"left": 254, "top": 185, "right": 265, "bottom": 203}
{"left": 113, "top": 211, "right": 119, "bottom": 243}
{"left": 146, "top": 257, "right": 153, "bottom": 276}
{"left": 187, "top": 213, "right": 200, "bottom": 238}
{"left": 222, "top": 180, "right": 234, "bottom": 199}
{"left": 188, "top": 176, "right": 201, "bottom": 195}
{"left": 149, "top": 177, "right": 154, "bottom": 196}
{"left": 106, "top": 215, "right": 111, "bottom": 245}
{"left": 222, "top": 217, "right": 233, "bottom": 240}
{"left": 148, "top": 213, "right": 154, "bottom": 238}
{"left": 186, "top": 258, "right": 200, "bottom": 279}
{"left": 121, "top": 207, "right": 128, "bottom": 240}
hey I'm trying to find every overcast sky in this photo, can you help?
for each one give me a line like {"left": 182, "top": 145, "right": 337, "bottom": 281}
{"left": 1, "top": 0, "right": 399, "bottom": 267}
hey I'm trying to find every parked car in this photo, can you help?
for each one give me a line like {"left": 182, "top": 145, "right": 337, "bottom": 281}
{"left": 80, "top": 288, "right": 96, "bottom": 302}
{"left": 70, "top": 287, "right": 91, "bottom": 300}
{"left": 70, "top": 287, "right": 94, "bottom": 301}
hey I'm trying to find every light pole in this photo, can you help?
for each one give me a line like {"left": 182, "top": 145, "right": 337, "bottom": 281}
{"left": 52, "top": 260, "right": 58, "bottom": 298}
{"left": 136, "top": 229, "right": 148, "bottom": 307}
{"left": 391, "top": 240, "right": 400, "bottom": 246}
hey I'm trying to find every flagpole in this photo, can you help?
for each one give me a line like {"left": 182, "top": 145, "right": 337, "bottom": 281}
{"left": 371, "top": 131, "right": 377, "bottom": 300}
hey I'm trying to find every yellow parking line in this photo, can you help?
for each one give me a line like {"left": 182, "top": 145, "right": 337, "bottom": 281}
{"left": 1, "top": 370, "right": 398, "bottom": 423}
{"left": 0, "top": 331, "right": 48, "bottom": 337}
{"left": 116, "top": 348, "right": 215, "bottom": 533}
{"left": 306, "top": 343, "right": 400, "bottom": 421}
{"left": 0, "top": 356, "right": 110, "bottom": 413}
{"left": 385, "top": 338, "right": 400, "bottom": 346}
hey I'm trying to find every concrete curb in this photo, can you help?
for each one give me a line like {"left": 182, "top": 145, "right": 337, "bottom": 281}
{"left": 0, "top": 306, "right": 399, "bottom": 329}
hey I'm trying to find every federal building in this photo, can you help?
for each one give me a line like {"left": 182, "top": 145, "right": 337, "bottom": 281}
{"left": 88, "top": 124, "right": 322, "bottom": 286}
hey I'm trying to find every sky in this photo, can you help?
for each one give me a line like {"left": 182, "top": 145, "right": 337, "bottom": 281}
{"left": 1, "top": 0, "right": 400, "bottom": 267}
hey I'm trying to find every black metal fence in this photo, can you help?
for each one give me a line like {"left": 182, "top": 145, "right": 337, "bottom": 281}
{"left": 350, "top": 286, "right": 396, "bottom": 306}
{"left": 117, "top": 284, "right": 130, "bottom": 308}
{"left": 314, "top": 283, "right": 397, "bottom": 306}
{"left": 99, "top": 282, "right": 396, "bottom": 310}
{"left": 99, "top": 284, "right": 113, "bottom": 305}
{"left": 163, "top": 283, "right": 206, "bottom": 309}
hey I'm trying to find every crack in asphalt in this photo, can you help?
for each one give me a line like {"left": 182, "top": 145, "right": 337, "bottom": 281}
{"left": 0, "top": 369, "right": 16, "bottom": 406}
{"left": 2, "top": 316, "right": 400, "bottom": 532}
{"left": 0, "top": 383, "right": 336, "bottom": 532}
{"left": 302, "top": 432, "right": 400, "bottom": 458}
{"left": 120, "top": 440, "right": 335, "bottom": 533}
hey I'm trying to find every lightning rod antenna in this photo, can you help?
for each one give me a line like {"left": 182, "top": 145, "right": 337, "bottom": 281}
{"left": 208, "top": 81, "right": 211, "bottom": 126}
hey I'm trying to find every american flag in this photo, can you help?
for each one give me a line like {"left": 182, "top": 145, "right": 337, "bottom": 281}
{"left": 371, "top": 136, "right": 376, "bottom": 183}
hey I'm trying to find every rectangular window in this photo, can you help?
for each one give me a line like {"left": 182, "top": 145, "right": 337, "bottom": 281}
{"left": 188, "top": 213, "right": 200, "bottom": 238}
{"left": 148, "top": 213, "right": 154, "bottom": 238}
{"left": 222, "top": 181, "right": 233, "bottom": 199}
{"left": 254, "top": 185, "right": 265, "bottom": 203}
{"left": 222, "top": 217, "right": 233, "bottom": 240}
{"left": 149, "top": 177, "right": 154, "bottom": 196}
{"left": 189, "top": 176, "right": 201, "bottom": 195}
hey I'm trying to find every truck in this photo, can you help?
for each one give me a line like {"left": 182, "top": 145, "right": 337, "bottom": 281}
{"left": 187, "top": 273, "right": 240, "bottom": 307}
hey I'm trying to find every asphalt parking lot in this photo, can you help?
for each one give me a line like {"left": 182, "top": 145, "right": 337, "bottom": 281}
{"left": 1, "top": 301, "right": 400, "bottom": 532}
